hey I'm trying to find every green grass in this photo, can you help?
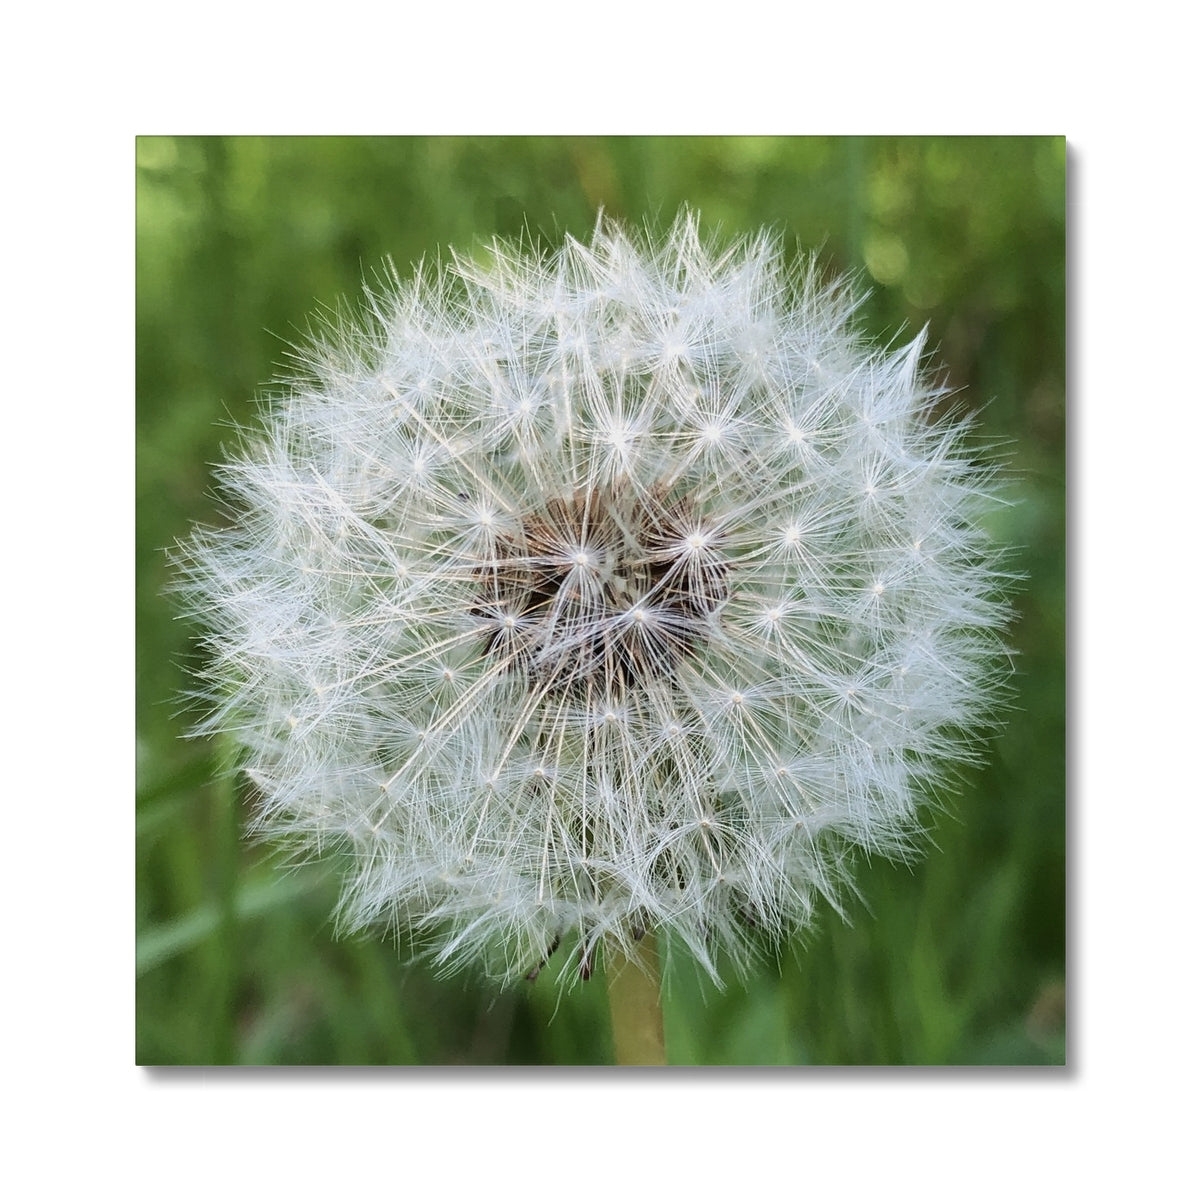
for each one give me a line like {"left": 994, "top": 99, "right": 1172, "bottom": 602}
{"left": 136, "top": 135, "right": 1065, "bottom": 1065}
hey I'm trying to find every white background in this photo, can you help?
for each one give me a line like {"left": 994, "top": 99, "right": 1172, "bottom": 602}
{"left": 6, "top": 3, "right": 1187, "bottom": 1194}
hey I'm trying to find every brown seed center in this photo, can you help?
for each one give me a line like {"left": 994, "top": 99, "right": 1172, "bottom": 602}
{"left": 473, "top": 486, "right": 727, "bottom": 691}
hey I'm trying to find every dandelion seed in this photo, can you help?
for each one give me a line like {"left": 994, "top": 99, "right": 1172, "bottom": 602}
{"left": 177, "top": 211, "right": 1012, "bottom": 986}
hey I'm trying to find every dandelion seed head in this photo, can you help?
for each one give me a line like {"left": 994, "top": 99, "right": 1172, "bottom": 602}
{"left": 177, "top": 210, "right": 1013, "bottom": 985}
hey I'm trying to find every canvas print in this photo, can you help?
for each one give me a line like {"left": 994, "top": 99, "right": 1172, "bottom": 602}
{"left": 136, "top": 136, "right": 1065, "bottom": 1066}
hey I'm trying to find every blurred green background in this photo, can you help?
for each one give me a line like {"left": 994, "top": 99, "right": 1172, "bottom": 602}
{"left": 136, "top": 136, "right": 1065, "bottom": 1065}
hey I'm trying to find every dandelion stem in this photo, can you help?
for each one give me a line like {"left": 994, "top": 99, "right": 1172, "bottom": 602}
{"left": 211, "top": 732, "right": 241, "bottom": 1063}
{"left": 604, "top": 932, "right": 666, "bottom": 1066}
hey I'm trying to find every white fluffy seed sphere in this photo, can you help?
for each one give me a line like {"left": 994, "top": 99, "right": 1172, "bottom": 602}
{"left": 179, "top": 212, "right": 1012, "bottom": 984}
